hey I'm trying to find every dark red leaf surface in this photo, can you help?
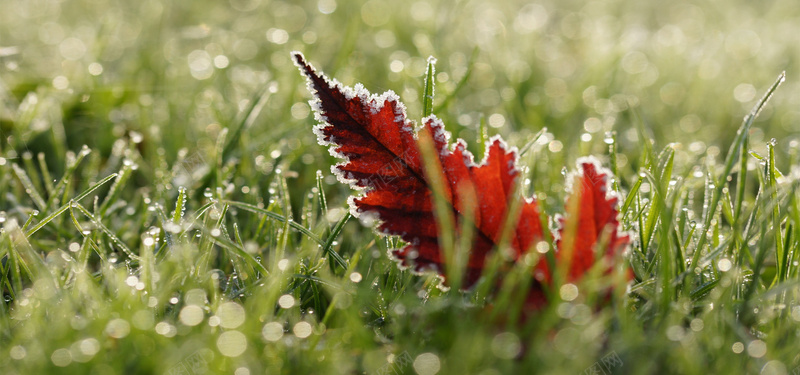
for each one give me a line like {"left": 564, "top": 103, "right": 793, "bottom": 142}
{"left": 293, "top": 52, "right": 629, "bottom": 304}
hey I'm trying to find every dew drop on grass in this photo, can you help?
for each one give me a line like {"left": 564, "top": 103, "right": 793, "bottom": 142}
{"left": 105, "top": 318, "right": 131, "bottom": 339}
{"left": 155, "top": 321, "right": 176, "bottom": 336}
{"left": 9, "top": 345, "right": 26, "bottom": 360}
{"left": 666, "top": 325, "right": 685, "bottom": 341}
{"left": 413, "top": 353, "right": 441, "bottom": 375}
{"left": 217, "top": 331, "right": 248, "bottom": 357}
{"left": 718, "top": 258, "right": 732, "bottom": 272}
{"left": 77, "top": 338, "right": 101, "bottom": 359}
{"left": 277, "top": 259, "right": 290, "bottom": 271}
{"left": 125, "top": 276, "right": 139, "bottom": 287}
{"left": 51, "top": 348, "right": 72, "bottom": 367}
{"left": 180, "top": 305, "right": 205, "bottom": 326}
{"left": 262, "top": 322, "right": 284, "bottom": 342}
{"left": 130, "top": 131, "right": 144, "bottom": 144}
{"left": 278, "top": 294, "right": 295, "bottom": 309}
{"left": 217, "top": 302, "right": 246, "bottom": 329}
{"left": 293, "top": 322, "right": 313, "bottom": 339}
{"left": 747, "top": 340, "right": 767, "bottom": 358}
{"left": 559, "top": 284, "right": 579, "bottom": 301}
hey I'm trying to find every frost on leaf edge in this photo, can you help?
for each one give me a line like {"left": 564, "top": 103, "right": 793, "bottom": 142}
{"left": 551, "top": 155, "right": 630, "bottom": 252}
{"left": 291, "top": 51, "right": 415, "bottom": 193}
{"left": 293, "top": 51, "right": 540, "bottom": 288}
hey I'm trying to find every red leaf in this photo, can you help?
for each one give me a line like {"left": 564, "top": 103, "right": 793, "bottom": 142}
{"left": 556, "top": 158, "right": 630, "bottom": 281}
{"left": 293, "top": 53, "right": 631, "bottom": 310}
{"left": 292, "top": 52, "right": 545, "bottom": 286}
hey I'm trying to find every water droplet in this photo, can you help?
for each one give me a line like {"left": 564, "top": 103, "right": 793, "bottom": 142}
{"left": 262, "top": 322, "right": 284, "bottom": 342}
{"left": 79, "top": 145, "right": 92, "bottom": 157}
{"left": 293, "top": 321, "right": 313, "bottom": 338}
{"left": 130, "top": 131, "right": 144, "bottom": 144}
{"left": 277, "top": 294, "right": 296, "bottom": 310}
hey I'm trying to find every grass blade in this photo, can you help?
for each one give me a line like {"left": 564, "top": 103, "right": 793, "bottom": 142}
{"left": 422, "top": 56, "right": 436, "bottom": 118}
{"left": 25, "top": 173, "right": 117, "bottom": 237}
{"left": 12, "top": 163, "right": 46, "bottom": 211}
{"left": 690, "top": 72, "right": 785, "bottom": 271}
{"left": 224, "top": 200, "right": 324, "bottom": 245}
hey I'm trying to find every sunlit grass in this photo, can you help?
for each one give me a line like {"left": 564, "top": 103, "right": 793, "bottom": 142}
{"left": 3, "top": 0, "right": 800, "bottom": 374}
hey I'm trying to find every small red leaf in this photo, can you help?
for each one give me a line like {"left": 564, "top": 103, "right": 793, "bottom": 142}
{"left": 557, "top": 158, "right": 629, "bottom": 281}
{"left": 293, "top": 52, "right": 544, "bottom": 286}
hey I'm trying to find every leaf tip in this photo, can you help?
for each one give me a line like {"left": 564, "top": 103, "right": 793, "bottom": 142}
{"left": 290, "top": 51, "right": 315, "bottom": 80}
{"left": 290, "top": 51, "right": 305, "bottom": 66}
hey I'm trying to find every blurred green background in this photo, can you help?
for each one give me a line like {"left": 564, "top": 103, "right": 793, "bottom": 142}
{"left": 3, "top": 0, "right": 799, "bottom": 172}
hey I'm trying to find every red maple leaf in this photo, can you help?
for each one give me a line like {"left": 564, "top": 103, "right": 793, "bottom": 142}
{"left": 292, "top": 52, "right": 629, "bottom": 306}
{"left": 538, "top": 159, "right": 631, "bottom": 285}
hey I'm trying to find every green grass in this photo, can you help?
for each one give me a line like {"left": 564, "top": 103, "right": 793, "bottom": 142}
{"left": 3, "top": 0, "right": 800, "bottom": 373}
